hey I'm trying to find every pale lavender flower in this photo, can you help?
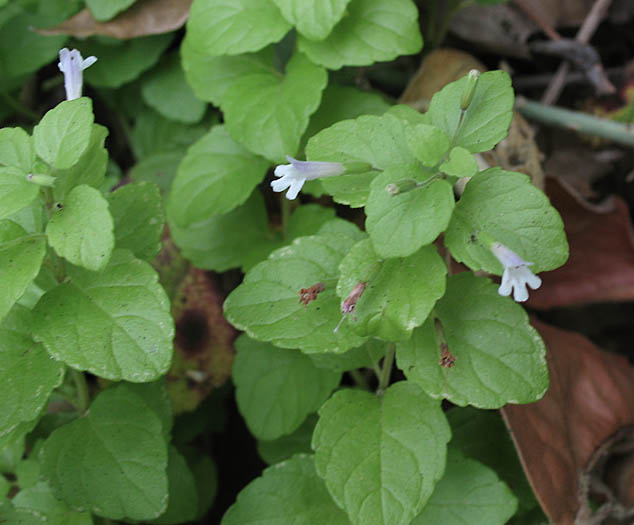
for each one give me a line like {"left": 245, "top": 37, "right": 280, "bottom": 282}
{"left": 271, "top": 156, "right": 344, "bottom": 200}
{"left": 490, "top": 242, "right": 542, "bottom": 302}
{"left": 58, "top": 48, "right": 97, "bottom": 101}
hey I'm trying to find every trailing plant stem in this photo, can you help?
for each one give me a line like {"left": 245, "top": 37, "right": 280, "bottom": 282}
{"left": 349, "top": 369, "right": 370, "bottom": 390}
{"left": 377, "top": 344, "right": 395, "bottom": 395}
{"left": 71, "top": 369, "right": 90, "bottom": 415}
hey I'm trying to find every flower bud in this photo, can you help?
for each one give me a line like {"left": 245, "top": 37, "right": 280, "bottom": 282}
{"left": 385, "top": 178, "right": 418, "bottom": 196}
{"left": 26, "top": 173, "right": 55, "bottom": 187}
{"left": 460, "top": 69, "right": 480, "bottom": 111}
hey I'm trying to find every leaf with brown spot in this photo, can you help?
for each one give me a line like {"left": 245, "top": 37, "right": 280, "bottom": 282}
{"left": 37, "top": 0, "right": 192, "bottom": 39}
{"left": 528, "top": 177, "right": 634, "bottom": 308}
{"left": 502, "top": 319, "right": 634, "bottom": 524}
{"left": 168, "top": 268, "right": 235, "bottom": 414}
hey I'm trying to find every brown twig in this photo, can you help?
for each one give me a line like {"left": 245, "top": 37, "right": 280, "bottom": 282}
{"left": 541, "top": 0, "right": 614, "bottom": 104}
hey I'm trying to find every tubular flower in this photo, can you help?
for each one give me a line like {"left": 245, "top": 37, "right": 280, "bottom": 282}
{"left": 271, "top": 156, "right": 344, "bottom": 200}
{"left": 490, "top": 242, "right": 542, "bottom": 302}
{"left": 58, "top": 48, "right": 97, "bottom": 101}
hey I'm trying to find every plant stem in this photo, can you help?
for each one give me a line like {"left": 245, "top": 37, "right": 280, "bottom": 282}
{"left": 516, "top": 96, "right": 634, "bottom": 148}
{"left": 71, "top": 369, "right": 90, "bottom": 415}
{"left": 281, "top": 194, "right": 291, "bottom": 240}
{"left": 377, "top": 344, "right": 395, "bottom": 395}
{"left": 349, "top": 369, "right": 370, "bottom": 390}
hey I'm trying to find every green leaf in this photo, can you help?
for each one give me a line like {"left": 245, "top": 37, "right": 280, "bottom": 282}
{"left": 445, "top": 168, "right": 568, "bottom": 273}
{"left": 309, "top": 338, "right": 385, "bottom": 372}
{"left": 0, "top": 167, "right": 39, "bottom": 220}
{"left": 16, "top": 457, "right": 40, "bottom": 490}
{"left": 233, "top": 335, "right": 341, "bottom": 440}
{"left": 0, "top": 222, "right": 46, "bottom": 320}
{"left": 223, "top": 454, "right": 349, "bottom": 525}
{"left": 181, "top": 449, "right": 217, "bottom": 519}
{"left": 439, "top": 146, "right": 479, "bottom": 177}
{"left": 447, "top": 407, "right": 538, "bottom": 513}
{"left": 107, "top": 182, "right": 164, "bottom": 260}
{"left": 186, "top": 0, "right": 291, "bottom": 56}
{"left": 224, "top": 221, "right": 368, "bottom": 354}
{"left": 303, "top": 84, "right": 391, "bottom": 147}
{"left": 123, "top": 380, "right": 173, "bottom": 440}
{"left": 168, "top": 126, "right": 269, "bottom": 227}
{"left": 40, "top": 384, "right": 169, "bottom": 520}
{"left": 0, "top": 306, "right": 64, "bottom": 437}
{"left": 313, "top": 382, "right": 450, "bottom": 524}
{"left": 405, "top": 123, "right": 451, "bottom": 167}
{"left": 45, "top": 185, "right": 114, "bottom": 271}
{"left": 272, "top": 0, "right": 352, "bottom": 40}
{"left": 306, "top": 113, "right": 417, "bottom": 207}
{"left": 258, "top": 414, "right": 317, "bottom": 465}
{"left": 426, "top": 70, "right": 514, "bottom": 153}
{"left": 33, "top": 98, "right": 94, "bottom": 170}
{"left": 221, "top": 51, "right": 327, "bottom": 162}
{"left": 337, "top": 240, "right": 446, "bottom": 341}
{"left": 412, "top": 449, "right": 518, "bottom": 524}
{"left": 129, "top": 151, "right": 183, "bottom": 198}
{"left": 0, "top": 498, "right": 43, "bottom": 524}
{"left": 53, "top": 124, "right": 108, "bottom": 202}
{"left": 396, "top": 273, "right": 549, "bottom": 408}
{"left": 0, "top": 128, "right": 34, "bottom": 171}
{"left": 298, "top": 0, "right": 422, "bottom": 69}
{"left": 83, "top": 34, "right": 174, "bottom": 88}
{"left": 86, "top": 0, "right": 136, "bottom": 21}
{"left": 13, "top": 481, "right": 92, "bottom": 525}
{"left": 365, "top": 167, "right": 455, "bottom": 258}
{"left": 150, "top": 446, "right": 197, "bottom": 524}
{"left": 33, "top": 249, "right": 174, "bottom": 382}
{"left": 142, "top": 53, "right": 206, "bottom": 124}
{"left": 0, "top": 14, "right": 66, "bottom": 79}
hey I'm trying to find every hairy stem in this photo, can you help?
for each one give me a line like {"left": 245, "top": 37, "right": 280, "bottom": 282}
{"left": 71, "top": 369, "right": 90, "bottom": 415}
{"left": 377, "top": 344, "right": 395, "bottom": 395}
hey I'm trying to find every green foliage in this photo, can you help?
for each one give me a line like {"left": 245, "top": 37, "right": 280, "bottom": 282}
{"left": 272, "top": 0, "right": 352, "bottom": 40}
{"left": 85, "top": 0, "right": 136, "bottom": 21}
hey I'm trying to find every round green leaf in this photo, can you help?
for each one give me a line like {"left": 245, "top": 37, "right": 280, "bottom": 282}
{"left": 306, "top": 113, "right": 417, "bottom": 207}
{"left": 40, "top": 384, "right": 169, "bottom": 520}
{"left": 412, "top": 449, "right": 518, "bottom": 524}
{"left": 337, "top": 240, "right": 447, "bottom": 341}
{"left": 426, "top": 70, "right": 514, "bottom": 153}
{"left": 46, "top": 185, "right": 114, "bottom": 271}
{"left": 224, "top": 221, "right": 368, "bottom": 354}
{"left": 272, "top": 0, "right": 352, "bottom": 40}
{"left": 439, "top": 146, "right": 478, "bottom": 177}
{"left": 0, "top": 222, "right": 46, "bottom": 320}
{"left": 33, "top": 98, "right": 94, "bottom": 170}
{"left": 0, "top": 306, "right": 64, "bottom": 438}
{"left": 298, "top": 0, "right": 422, "bottom": 69}
{"left": 233, "top": 335, "right": 341, "bottom": 440}
{"left": 32, "top": 249, "right": 174, "bottom": 382}
{"left": 168, "top": 126, "right": 269, "bottom": 227}
{"left": 186, "top": 0, "right": 291, "bottom": 56}
{"left": 150, "top": 446, "right": 197, "bottom": 524}
{"left": 86, "top": 0, "right": 136, "bottom": 21}
{"left": 0, "top": 167, "right": 39, "bottom": 220}
{"left": 0, "top": 127, "right": 34, "bottom": 172}
{"left": 107, "top": 182, "right": 164, "bottom": 261}
{"left": 396, "top": 273, "right": 549, "bottom": 408}
{"left": 445, "top": 168, "right": 568, "bottom": 273}
{"left": 223, "top": 454, "right": 349, "bottom": 525}
{"left": 365, "top": 168, "right": 455, "bottom": 258}
{"left": 313, "top": 382, "right": 450, "bottom": 525}
{"left": 221, "top": 51, "right": 327, "bottom": 162}
{"left": 12, "top": 481, "right": 92, "bottom": 525}
{"left": 258, "top": 414, "right": 318, "bottom": 465}
{"left": 405, "top": 123, "right": 451, "bottom": 167}
{"left": 142, "top": 53, "right": 206, "bottom": 124}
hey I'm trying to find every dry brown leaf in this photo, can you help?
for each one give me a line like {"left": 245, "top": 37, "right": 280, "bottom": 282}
{"left": 528, "top": 177, "right": 634, "bottom": 308}
{"left": 38, "top": 0, "right": 192, "bottom": 39}
{"left": 502, "top": 319, "right": 634, "bottom": 524}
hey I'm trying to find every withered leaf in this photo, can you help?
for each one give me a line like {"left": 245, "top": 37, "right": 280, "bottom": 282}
{"left": 38, "top": 0, "right": 192, "bottom": 39}
{"left": 502, "top": 319, "right": 634, "bottom": 524}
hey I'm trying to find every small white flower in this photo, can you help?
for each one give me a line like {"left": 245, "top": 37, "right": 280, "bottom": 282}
{"left": 490, "top": 242, "right": 542, "bottom": 302}
{"left": 271, "top": 156, "right": 344, "bottom": 200}
{"left": 58, "top": 48, "right": 97, "bottom": 101}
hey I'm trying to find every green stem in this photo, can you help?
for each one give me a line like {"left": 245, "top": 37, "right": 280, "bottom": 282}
{"left": 516, "top": 96, "right": 634, "bottom": 148}
{"left": 281, "top": 195, "right": 291, "bottom": 240}
{"left": 377, "top": 344, "right": 395, "bottom": 395}
{"left": 0, "top": 92, "right": 39, "bottom": 121}
{"left": 349, "top": 369, "right": 370, "bottom": 390}
{"left": 71, "top": 369, "right": 90, "bottom": 415}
